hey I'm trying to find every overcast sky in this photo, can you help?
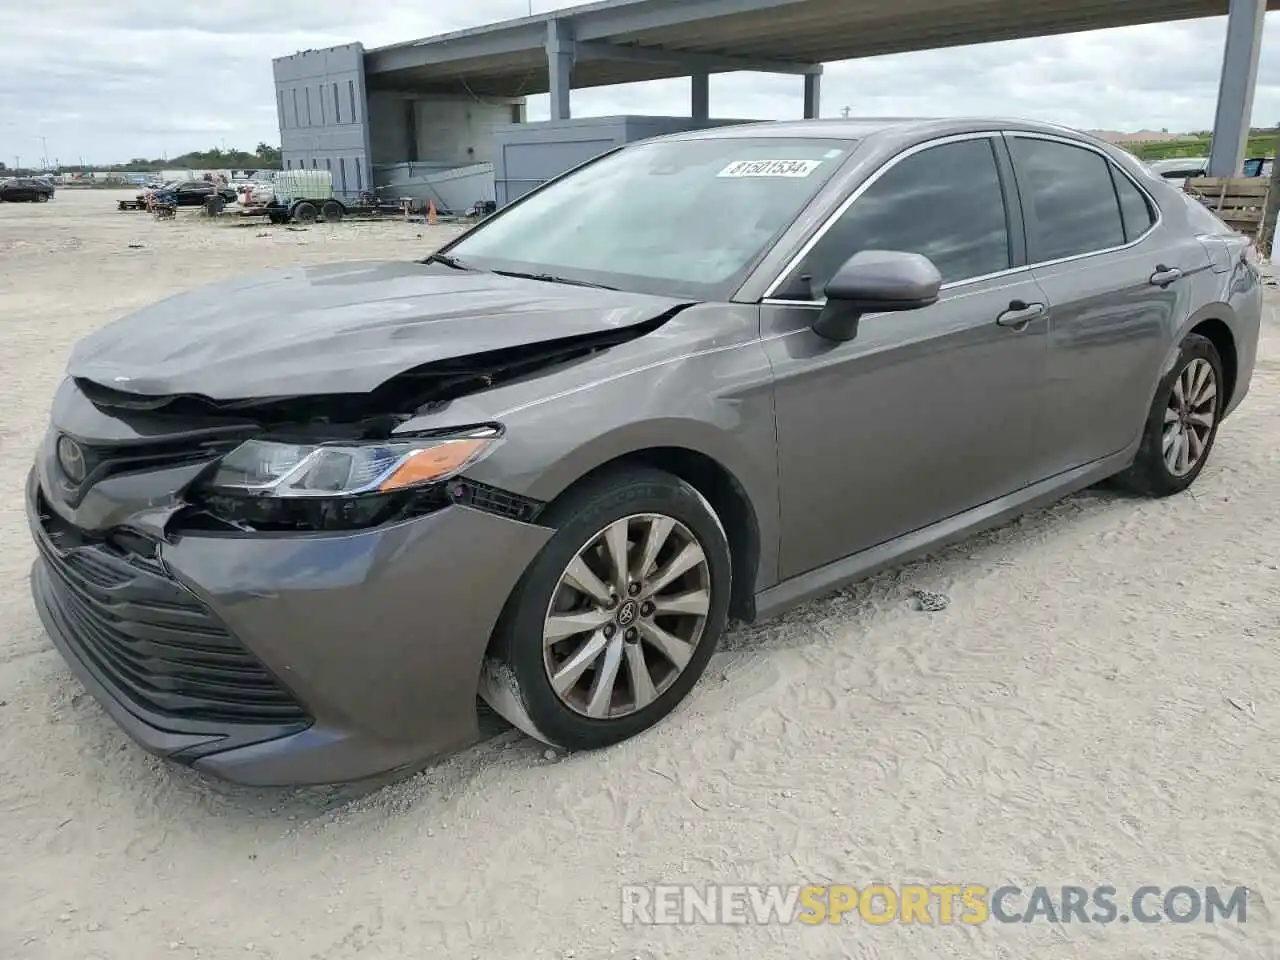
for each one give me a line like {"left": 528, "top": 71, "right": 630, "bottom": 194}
{"left": 2, "top": 1, "right": 1280, "bottom": 165}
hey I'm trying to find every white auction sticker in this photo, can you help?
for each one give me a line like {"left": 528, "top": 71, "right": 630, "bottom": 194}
{"left": 717, "top": 159, "right": 823, "bottom": 178}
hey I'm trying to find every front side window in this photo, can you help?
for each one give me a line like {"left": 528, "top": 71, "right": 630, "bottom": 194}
{"left": 447, "top": 137, "right": 853, "bottom": 299}
{"left": 1010, "top": 137, "right": 1125, "bottom": 261}
{"left": 777, "top": 137, "right": 1011, "bottom": 297}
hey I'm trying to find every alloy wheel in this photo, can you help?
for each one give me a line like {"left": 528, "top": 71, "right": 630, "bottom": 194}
{"left": 1163, "top": 357, "right": 1218, "bottom": 477}
{"left": 542, "top": 513, "right": 712, "bottom": 719}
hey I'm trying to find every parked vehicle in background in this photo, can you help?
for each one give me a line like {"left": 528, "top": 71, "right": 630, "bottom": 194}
{"left": 118, "top": 179, "right": 236, "bottom": 213}
{"left": 140, "top": 180, "right": 235, "bottom": 207}
{"left": 1148, "top": 155, "right": 1273, "bottom": 184}
{"left": 1148, "top": 157, "right": 1209, "bottom": 182}
{"left": 27, "top": 118, "right": 1261, "bottom": 786}
{"left": 1243, "top": 157, "right": 1273, "bottom": 178}
{"left": 0, "top": 177, "right": 55, "bottom": 202}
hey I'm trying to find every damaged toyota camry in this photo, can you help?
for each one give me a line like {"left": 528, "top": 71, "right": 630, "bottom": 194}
{"left": 27, "top": 119, "right": 1260, "bottom": 785}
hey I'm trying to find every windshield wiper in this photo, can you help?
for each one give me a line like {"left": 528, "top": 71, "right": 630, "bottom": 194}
{"left": 423, "top": 253, "right": 474, "bottom": 271}
{"left": 492, "top": 269, "right": 617, "bottom": 291}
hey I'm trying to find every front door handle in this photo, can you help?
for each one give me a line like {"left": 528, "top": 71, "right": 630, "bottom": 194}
{"left": 1149, "top": 264, "right": 1183, "bottom": 287}
{"left": 996, "top": 300, "right": 1046, "bottom": 329}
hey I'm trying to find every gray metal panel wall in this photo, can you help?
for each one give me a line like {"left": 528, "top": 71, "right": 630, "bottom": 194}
{"left": 273, "top": 44, "right": 372, "bottom": 200}
{"left": 491, "top": 115, "right": 759, "bottom": 207}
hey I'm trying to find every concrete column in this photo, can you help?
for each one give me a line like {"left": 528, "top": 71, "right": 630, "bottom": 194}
{"left": 803, "top": 68, "right": 823, "bottom": 120}
{"left": 1208, "top": 0, "right": 1266, "bottom": 177}
{"left": 546, "top": 18, "right": 575, "bottom": 121}
{"left": 691, "top": 72, "right": 710, "bottom": 122}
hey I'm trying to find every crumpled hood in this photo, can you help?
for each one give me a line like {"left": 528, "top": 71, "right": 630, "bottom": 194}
{"left": 68, "top": 260, "right": 688, "bottom": 400}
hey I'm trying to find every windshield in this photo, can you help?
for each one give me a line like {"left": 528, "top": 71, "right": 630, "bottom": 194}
{"left": 447, "top": 136, "right": 853, "bottom": 299}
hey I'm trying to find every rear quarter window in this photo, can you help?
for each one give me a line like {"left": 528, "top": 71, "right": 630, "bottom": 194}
{"left": 1111, "top": 167, "right": 1157, "bottom": 242}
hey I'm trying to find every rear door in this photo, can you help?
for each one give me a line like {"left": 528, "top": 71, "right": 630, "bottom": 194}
{"left": 762, "top": 134, "right": 1053, "bottom": 579}
{"left": 1006, "top": 134, "right": 1199, "bottom": 474}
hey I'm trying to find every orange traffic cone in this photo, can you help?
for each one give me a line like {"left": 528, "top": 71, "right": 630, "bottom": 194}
{"left": 427, "top": 199, "right": 438, "bottom": 225}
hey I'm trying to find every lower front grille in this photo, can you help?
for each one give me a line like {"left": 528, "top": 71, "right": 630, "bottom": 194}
{"left": 449, "top": 479, "right": 544, "bottom": 523}
{"left": 34, "top": 520, "right": 307, "bottom": 728}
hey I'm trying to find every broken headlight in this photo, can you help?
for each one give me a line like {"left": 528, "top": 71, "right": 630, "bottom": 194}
{"left": 190, "top": 430, "right": 498, "bottom": 532}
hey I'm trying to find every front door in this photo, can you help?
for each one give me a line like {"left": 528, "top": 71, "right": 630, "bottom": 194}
{"left": 762, "top": 134, "right": 1051, "bottom": 579}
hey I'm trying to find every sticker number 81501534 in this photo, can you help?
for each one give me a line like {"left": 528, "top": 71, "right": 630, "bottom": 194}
{"left": 717, "top": 159, "right": 823, "bottom": 178}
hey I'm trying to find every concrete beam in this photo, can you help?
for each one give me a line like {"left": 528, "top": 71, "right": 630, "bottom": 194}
{"left": 803, "top": 70, "right": 822, "bottom": 119}
{"left": 573, "top": 0, "right": 812, "bottom": 42}
{"left": 574, "top": 39, "right": 816, "bottom": 75}
{"left": 366, "top": 26, "right": 543, "bottom": 73}
{"left": 692, "top": 72, "right": 710, "bottom": 121}
{"left": 546, "top": 18, "right": 575, "bottom": 121}
{"left": 1208, "top": 0, "right": 1267, "bottom": 177}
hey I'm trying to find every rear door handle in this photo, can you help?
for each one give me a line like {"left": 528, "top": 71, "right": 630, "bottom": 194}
{"left": 1149, "top": 264, "right": 1183, "bottom": 287}
{"left": 996, "top": 300, "right": 1046, "bottom": 329}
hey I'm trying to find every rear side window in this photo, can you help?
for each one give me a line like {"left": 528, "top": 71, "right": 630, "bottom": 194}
{"left": 1010, "top": 137, "right": 1125, "bottom": 261}
{"left": 1112, "top": 167, "right": 1156, "bottom": 242}
{"left": 784, "top": 137, "right": 1011, "bottom": 294}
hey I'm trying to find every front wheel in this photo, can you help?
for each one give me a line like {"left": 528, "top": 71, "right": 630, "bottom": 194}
{"left": 292, "top": 201, "right": 318, "bottom": 224}
{"left": 480, "top": 468, "right": 731, "bottom": 751}
{"left": 1113, "top": 332, "right": 1224, "bottom": 497}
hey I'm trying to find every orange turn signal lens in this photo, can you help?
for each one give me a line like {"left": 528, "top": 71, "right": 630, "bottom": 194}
{"left": 377, "top": 438, "right": 492, "bottom": 492}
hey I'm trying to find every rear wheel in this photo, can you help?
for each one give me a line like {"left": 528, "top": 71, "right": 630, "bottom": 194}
{"left": 320, "top": 200, "right": 344, "bottom": 223}
{"left": 292, "top": 201, "right": 318, "bottom": 224}
{"left": 479, "top": 468, "right": 731, "bottom": 751}
{"left": 1113, "top": 332, "right": 1224, "bottom": 496}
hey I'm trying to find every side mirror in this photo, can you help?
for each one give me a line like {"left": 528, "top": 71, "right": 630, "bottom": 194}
{"left": 812, "top": 250, "right": 942, "bottom": 342}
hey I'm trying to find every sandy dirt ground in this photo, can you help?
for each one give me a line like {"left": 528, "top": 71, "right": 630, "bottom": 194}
{"left": 2, "top": 189, "right": 1279, "bottom": 960}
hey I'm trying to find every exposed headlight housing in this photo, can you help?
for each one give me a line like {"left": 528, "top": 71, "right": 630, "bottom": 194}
{"left": 190, "top": 429, "right": 501, "bottom": 532}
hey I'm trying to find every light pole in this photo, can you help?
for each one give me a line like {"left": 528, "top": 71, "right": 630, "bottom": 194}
{"left": 39, "top": 136, "right": 48, "bottom": 169}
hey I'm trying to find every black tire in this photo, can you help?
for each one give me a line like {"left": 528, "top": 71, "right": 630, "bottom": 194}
{"left": 292, "top": 201, "right": 318, "bottom": 224}
{"left": 267, "top": 210, "right": 288, "bottom": 225}
{"left": 37, "top": 193, "right": 49, "bottom": 202}
{"left": 320, "top": 200, "right": 344, "bottom": 223}
{"left": 1113, "top": 332, "right": 1224, "bottom": 497}
{"left": 480, "top": 467, "right": 732, "bottom": 751}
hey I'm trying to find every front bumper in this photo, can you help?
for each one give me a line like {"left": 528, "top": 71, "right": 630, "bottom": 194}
{"left": 27, "top": 469, "right": 552, "bottom": 785}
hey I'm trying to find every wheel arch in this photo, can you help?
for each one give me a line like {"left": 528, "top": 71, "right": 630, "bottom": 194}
{"left": 1155, "top": 306, "right": 1239, "bottom": 412}
{"left": 1186, "top": 315, "right": 1237, "bottom": 412}
{"left": 535, "top": 446, "right": 763, "bottom": 623}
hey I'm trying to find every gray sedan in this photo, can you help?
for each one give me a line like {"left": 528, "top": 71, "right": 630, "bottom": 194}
{"left": 27, "top": 118, "right": 1260, "bottom": 785}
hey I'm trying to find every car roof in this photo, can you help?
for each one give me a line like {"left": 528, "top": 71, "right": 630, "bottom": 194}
{"left": 656, "top": 116, "right": 1110, "bottom": 149}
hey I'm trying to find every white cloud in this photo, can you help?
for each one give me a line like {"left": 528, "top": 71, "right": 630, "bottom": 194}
{"left": 2, "top": 2, "right": 1279, "bottom": 165}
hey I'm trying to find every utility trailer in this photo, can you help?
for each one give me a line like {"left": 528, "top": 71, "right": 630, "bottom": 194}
{"left": 250, "top": 169, "right": 402, "bottom": 224}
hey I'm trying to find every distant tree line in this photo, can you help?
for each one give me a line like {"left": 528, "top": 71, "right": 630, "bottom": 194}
{"left": 5, "top": 143, "right": 282, "bottom": 175}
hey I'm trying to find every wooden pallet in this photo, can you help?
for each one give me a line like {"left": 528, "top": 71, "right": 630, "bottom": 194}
{"left": 1184, "top": 176, "right": 1271, "bottom": 240}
